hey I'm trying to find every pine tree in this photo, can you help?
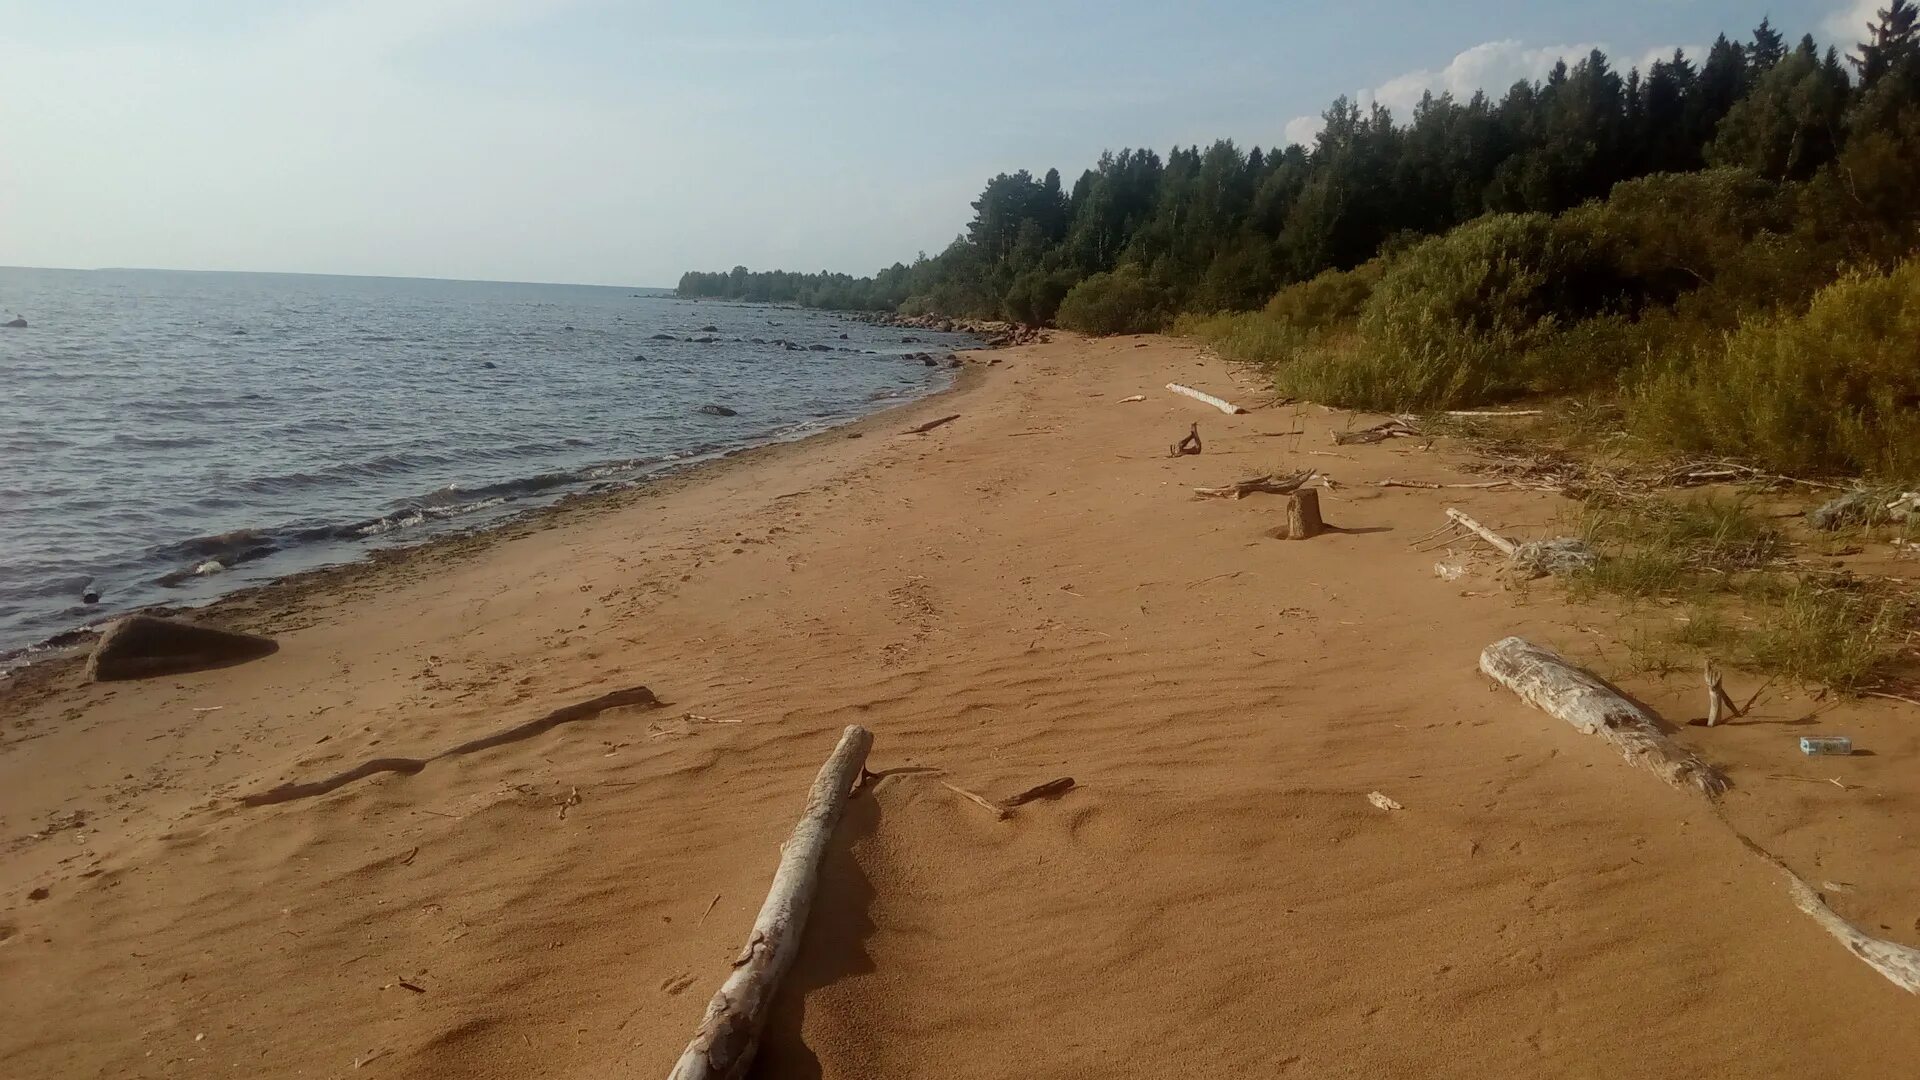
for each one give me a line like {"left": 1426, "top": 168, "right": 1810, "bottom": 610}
{"left": 1750, "top": 17, "right": 1787, "bottom": 72}
{"left": 1851, "top": 0, "right": 1920, "bottom": 86}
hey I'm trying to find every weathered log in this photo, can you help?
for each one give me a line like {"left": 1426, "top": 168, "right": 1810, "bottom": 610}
{"left": 1786, "top": 873, "right": 1920, "bottom": 994}
{"left": 1444, "top": 409, "right": 1543, "bottom": 418}
{"left": 1479, "top": 637, "right": 1725, "bottom": 796}
{"left": 667, "top": 725, "right": 874, "bottom": 1080}
{"left": 1193, "top": 469, "right": 1315, "bottom": 499}
{"left": 1279, "top": 489, "right": 1324, "bottom": 540}
{"left": 1333, "top": 418, "right": 1419, "bottom": 445}
{"left": 1166, "top": 382, "right": 1246, "bottom": 415}
{"left": 1445, "top": 508, "right": 1517, "bottom": 557}
{"left": 1377, "top": 479, "right": 1511, "bottom": 490}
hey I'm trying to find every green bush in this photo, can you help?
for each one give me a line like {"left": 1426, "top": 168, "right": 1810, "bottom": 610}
{"left": 1264, "top": 262, "right": 1381, "bottom": 329}
{"left": 1054, "top": 266, "right": 1173, "bottom": 335}
{"left": 1343, "top": 213, "right": 1619, "bottom": 409}
{"left": 1629, "top": 258, "right": 1920, "bottom": 477}
{"left": 1002, "top": 268, "right": 1081, "bottom": 325}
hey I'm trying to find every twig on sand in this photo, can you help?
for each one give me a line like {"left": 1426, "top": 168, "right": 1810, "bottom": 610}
{"left": 1334, "top": 418, "right": 1420, "bottom": 445}
{"left": 1169, "top": 423, "right": 1202, "bottom": 458}
{"left": 1376, "top": 479, "right": 1512, "bottom": 490}
{"left": 901, "top": 414, "right": 961, "bottom": 435}
{"left": 943, "top": 777, "right": 1077, "bottom": 819}
{"left": 1863, "top": 690, "right": 1920, "bottom": 708}
{"left": 699, "top": 894, "right": 721, "bottom": 925}
{"left": 1445, "top": 409, "right": 1543, "bottom": 418}
{"left": 1445, "top": 508, "right": 1518, "bottom": 558}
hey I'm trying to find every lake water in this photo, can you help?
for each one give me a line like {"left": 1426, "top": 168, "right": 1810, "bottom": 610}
{"left": 0, "top": 268, "right": 977, "bottom": 657}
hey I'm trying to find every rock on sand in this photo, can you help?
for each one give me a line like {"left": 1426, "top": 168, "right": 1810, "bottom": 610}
{"left": 84, "top": 615, "right": 278, "bottom": 682}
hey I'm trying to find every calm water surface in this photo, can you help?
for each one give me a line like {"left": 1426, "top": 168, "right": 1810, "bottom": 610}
{"left": 0, "top": 268, "right": 976, "bottom": 656}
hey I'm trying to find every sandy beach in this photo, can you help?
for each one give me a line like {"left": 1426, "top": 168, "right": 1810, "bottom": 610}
{"left": 4, "top": 333, "right": 1917, "bottom": 1078}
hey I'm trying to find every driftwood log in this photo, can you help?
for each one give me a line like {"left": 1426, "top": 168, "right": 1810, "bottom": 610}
{"left": 1193, "top": 469, "right": 1314, "bottom": 499}
{"left": 1333, "top": 418, "right": 1419, "bottom": 445}
{"left": 1479, "top": 637, "right": 1725, "bottom": 796}
{"left": 1166, "top": 382, "right": 1247, "bottom": 415}
{"left": 667, "top": 725, "right": 875, "bottom": 1080}
{"left": 1786, "top": 874, "right": 1920, "bottom": 994}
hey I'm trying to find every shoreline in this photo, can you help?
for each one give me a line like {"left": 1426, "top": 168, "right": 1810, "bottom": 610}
{"left": 0, "top": 357, "right": 992, "bottom": 677}
{"left": 4, "top": 333, "right": 1917, "bottom": 1078}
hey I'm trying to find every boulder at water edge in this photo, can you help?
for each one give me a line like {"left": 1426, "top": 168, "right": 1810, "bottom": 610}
{"left": 85, "top": 615, "right": 278, "bottom": 682}
{"left": 4, "top": 317, "right": 26, "bottom": 328}
{"left": 698, "top": 404, "right": 738, "bottom": 417}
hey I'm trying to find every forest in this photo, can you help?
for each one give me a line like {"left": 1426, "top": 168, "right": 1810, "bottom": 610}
{"left": 678, "top": 8, "right": 1920, "bottom": 476}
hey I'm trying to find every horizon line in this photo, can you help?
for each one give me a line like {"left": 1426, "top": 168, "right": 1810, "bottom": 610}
{"left": 0, "top": 263, "right": 677, "bottom": 293}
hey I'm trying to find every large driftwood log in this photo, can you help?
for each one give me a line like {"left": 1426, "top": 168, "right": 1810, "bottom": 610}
{"left": 1166, "top": 382, "right": 1247, "bottom": 415}
{"left": 1479, "top": 637, "right": 1725, "bottom": 796}
{"left": 1332, "top": 417, "right": 1420, "bottom": 445}
{"left": 667, "top": 725, "right": 875, "bottom": 1080}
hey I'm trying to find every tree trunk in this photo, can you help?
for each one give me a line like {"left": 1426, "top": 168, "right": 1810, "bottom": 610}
{"left": 667, "top": 725, "right": 875, "bottom": 1080}
{"left": 1479, "top": 637, "right": 1725, "bottom": 796}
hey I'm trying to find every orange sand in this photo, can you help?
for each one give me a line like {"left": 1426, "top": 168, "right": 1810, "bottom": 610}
{"left": 3, "top": 334, "right": 1917, "bottom": 1078}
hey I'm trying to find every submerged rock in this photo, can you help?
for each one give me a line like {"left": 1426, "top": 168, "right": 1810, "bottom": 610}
{"left": 4, "top": 317, "right": 26, "bottom": 329}
{"left": 649, "top": 333, "right": 676, "bottom": 341}
{"left": 698, "top": 404, "right": 738, "bottom": 417}
{"left": 698, "top": 324, "right": 719, "bottom": 332}
{"left": 85, "top": 615, "right": 278, "bottom": 682}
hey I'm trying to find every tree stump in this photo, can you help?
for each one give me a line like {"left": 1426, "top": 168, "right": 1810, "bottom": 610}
{"left": 1275, "top": 489, "right": 1323, "bottom": 539}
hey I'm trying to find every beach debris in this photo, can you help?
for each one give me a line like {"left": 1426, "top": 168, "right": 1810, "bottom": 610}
{"left": 81, "top": 586, "right": 101, "bottom": 605}
{"left": 901, "top": 414, "right": 960, "bottom": 435}
{"left": 699, "top": 894, "right": 721, "bottom": 925}
{"left": 1509, "top": 537, "right": 1597, "bottom": 577}
{"left": 237, "top": 685, "right": 661, "bottom": 806}
{"left": 1333, "top": 417, "right": 1420, "bottom": 445}
{"left": 1271, "top": 490, "right": 1325, "bottom": 540}
{"left": 1479, "top": 636, "right": 1726, "bottom": 796}
{"left": 1786, "top": 873, "right": 1920, "bottom": 994}
{"left": 668, "top": 726, "right": 873, "bottom": 1080}
{"left": 85, "top": 615, "right": 278, "bottom": 683}
{"left": 1118, "top": 394, "right": 1146, "bottom": 403}
{"left": 1806, "top": 488, "right": 1915, "bottom": 531}
{"left": 1434, "top": 561, "right": 1466, "bottom": 582}
{"left": 1366, "top": 791, "right": 1404, "bottom": 812}
{"left": 1376, "top": 479, "right": 1512, "bottom": 490}
{"left": 1169, "top": 423, "right": 1203, "bottom": 457}
{"left": 1193, "top": 469, "right": 1315, "bottom": 500}
{"left": 1443, "top": 509, "right": 1593, "bottom": 578}
{"left": 1166, "top": 382, "right": 1246, "bottom": 415}
{"left": 1799, "top": 736, "right": 1854, "bottom": 756}
{"left": 1702, "top": 660, "right": 1744, "bottom": 727}
{"left": 942, "top": 776, "right": 1076, "bottom": 819}
{"left": 1444, "top": 409, "right": 1543, "bottom": 418}
{"left": 397, "top": 980, "right": 427, "bottom": 994}
{"left": 697, "top": 404, "right": 738, "bottom": 417}
{"left": 557, "top": 786, "right": 581, "bottom": 819}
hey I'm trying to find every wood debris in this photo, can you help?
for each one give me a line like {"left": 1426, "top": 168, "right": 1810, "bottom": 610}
{"left": 1169, "top": 423, "right": 1202, "bottom": 457}
{"left": 1166, "top": 382, "right": 1246, "bottom": 414}
{"left": 1366, "top": 791, "right": 1404, "bottom": 811}
{"left": 1333, "top": 417, "right": 1420, "bottom": 445}
{"left": 901, "top": 414, "right": 961, "bottom": 435}
{"left": 1192, "top": 469, "right": 1316, "bottom": 499}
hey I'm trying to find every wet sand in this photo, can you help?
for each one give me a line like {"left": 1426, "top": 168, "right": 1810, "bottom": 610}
{"left": 3, "top": 333, "right": 1916, "bottom": 1078}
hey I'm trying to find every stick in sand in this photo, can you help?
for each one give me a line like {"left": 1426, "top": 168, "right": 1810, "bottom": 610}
{"left": 1166, "top": 383, "right": 1246, "bottom": 415}
{"left": 902, "top": 414, "right": 960, "bottom": 435}
{"left": 667, "top": 725, "right": 874, "bottom": 1080}
{"left": 1479, "top": 637, "right": 1725, "bottom": 796}
{"left": 1445, "top": 508, "right": 1517, "bottom": 557}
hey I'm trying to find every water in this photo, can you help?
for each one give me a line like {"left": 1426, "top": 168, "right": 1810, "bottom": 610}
{"left": 0, "top": 267, "right": 978, "bottom": 656}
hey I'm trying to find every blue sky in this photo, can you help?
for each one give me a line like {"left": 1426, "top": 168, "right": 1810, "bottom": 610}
{"left": 0, "top": 1, "right": 1878, "bottom": 285}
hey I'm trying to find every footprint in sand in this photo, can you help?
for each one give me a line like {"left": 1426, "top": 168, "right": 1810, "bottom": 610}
{"left": 661, "top": 972, "right": 696, "bottom": 995}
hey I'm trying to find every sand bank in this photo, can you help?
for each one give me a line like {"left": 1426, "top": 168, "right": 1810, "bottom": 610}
{"left": 3, "top": 334, "right": 1916, "bottom": 1078}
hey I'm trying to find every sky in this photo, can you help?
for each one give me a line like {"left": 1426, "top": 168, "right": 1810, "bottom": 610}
{"left": 0, "top": 1, "right": 1884, "bottom": 286}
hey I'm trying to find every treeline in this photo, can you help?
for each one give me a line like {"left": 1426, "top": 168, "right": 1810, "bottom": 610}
{"left": 681, "top": 14, "right": 1915, "bottom": 326}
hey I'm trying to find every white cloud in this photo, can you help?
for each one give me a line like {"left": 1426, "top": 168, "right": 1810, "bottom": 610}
{"left": 1282, "top": 39, "right": 1600, "bottom": 147}
{"left": 1825, "top": 0, "right": 1881, "bottom": 43}
{"left": 1634, "top": 44, "right": 1706, "bottom": 73}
